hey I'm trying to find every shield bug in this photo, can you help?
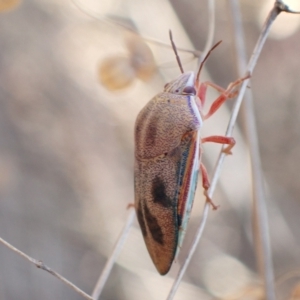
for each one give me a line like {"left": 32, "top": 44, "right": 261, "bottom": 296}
{"left": 134, "top": 31, "right": 249, "bottom": 275}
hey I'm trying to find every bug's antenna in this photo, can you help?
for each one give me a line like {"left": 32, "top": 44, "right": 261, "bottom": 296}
{"left": 196, "top": 40, "right": 222, "bottom": 84}
{"left": 169, "top": 30, "right": 184, "bottom": 74}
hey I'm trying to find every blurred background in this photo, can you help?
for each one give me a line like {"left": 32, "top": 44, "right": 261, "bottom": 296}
{"left": 0, "top": 0, "right": 300, "bottom": 299}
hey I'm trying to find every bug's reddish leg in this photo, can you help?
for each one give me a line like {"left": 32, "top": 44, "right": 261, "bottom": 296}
{"left": 198, "top": 81, "right": 238, "bottom": 100}
{"left": 198, "top": 82, "right": 238, "bottom": 109}
{"left": 202, "top": 74, "right": 250, "bottom": 120}
{"left": 200, "top": 163, "right": 219, "bottom": 210}
{"left": 198, "top": 82, "right": 208, "bottom": 107}
{"left": 202, "top": 135, "right": 236, "bottom": 155}
{"left": 198, "top": 81, "right": 238, "bottom": 109}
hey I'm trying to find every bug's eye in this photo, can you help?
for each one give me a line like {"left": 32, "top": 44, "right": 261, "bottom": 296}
{"left": 183, "top": 86, "right": 196, "bottom": 95}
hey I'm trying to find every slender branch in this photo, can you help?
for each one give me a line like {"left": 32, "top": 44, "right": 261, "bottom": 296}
{"left": 92, "top": 208, "right": 135, "bottom": 300}
{"left": 276, "top": 0, "right": 300, "bottom": 14}
{"left": 228, "top": 0, "right": 275, "bottom": 299}
{"left": 0, "top": 236, "right": 93, "bottom": 300}
{"left": 166, "top": 1, "right": 299, "bottom": 299}
{"left": 166, "top": 204, "right": 210, "bottom": 300}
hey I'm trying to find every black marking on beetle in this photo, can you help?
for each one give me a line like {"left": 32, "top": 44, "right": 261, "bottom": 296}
{"left": 144, "top": 203, "right": 164, "bottom": 245}
{"left": 152, "top": 176, "right": 173, "bottom": 208}
{"left": 177, "top": 214, "right": 182, "bottom": 228}
{"left": 137, "top": 205, "right": 147, "bottom": 238}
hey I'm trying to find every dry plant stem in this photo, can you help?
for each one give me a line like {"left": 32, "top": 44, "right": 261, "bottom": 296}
{"left": 0, "top": 236, "right": 93, "bottom": 300}
{"left": 166, "top": 1, "right": 299, "bottom": 299}
{"left": 92, "top": 208, "right": 135, "bottom": 300}
{"left": 228, "top": 0, "right": 275, "bottom": 299}
{"left": 166, "top": 205, "right": 210, "bottom": 300}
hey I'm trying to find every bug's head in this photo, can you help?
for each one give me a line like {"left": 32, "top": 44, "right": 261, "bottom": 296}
{"left": 164, "top": 71, "right": 196, "bottom": 95}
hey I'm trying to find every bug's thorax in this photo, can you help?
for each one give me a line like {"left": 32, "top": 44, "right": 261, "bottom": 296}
{"left": 164, "top": 71, "right": 196, "bottom": 94}
{"left": 135, "top": 71, "right": 203, "bottom": 160}
{"left": 164, "top": 70, "right": 203, "bottom": 126}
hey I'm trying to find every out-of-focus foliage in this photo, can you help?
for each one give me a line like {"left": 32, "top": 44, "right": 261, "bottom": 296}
{"left": 0, "top": 0, "right": 20, "bottom": 12}
{"left": 0, "top": 0, "right": 300, "bottom": 299}
{"left": 98, "top": 34, "right": 156, "bottom": 91}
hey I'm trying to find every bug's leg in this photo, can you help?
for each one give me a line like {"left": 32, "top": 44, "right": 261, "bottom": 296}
{"left": 198, "top": 81, "right": 239, "bottom": 108}
{"left": 202, "top": 135, "right": 236, "bottom": 155}
{"left": 198, "top": 81, "right": 238, "bottom": 106}
{"left": 200, "top": 163, "right": 219, "bottom": 210}
{"left": 200, "top": 74, "right": 250, "bottom": 120}
{"left": 198, "top": 82, "right": 208, "bottom": 107}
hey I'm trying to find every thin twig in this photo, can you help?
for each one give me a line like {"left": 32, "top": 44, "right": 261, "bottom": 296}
{"left": 166, "top": 204, "right": 210, "bottom": 300}
{"left": 92, "top": 208, "right": 135, "bottom": 300}
{"left": 228, "top": 0, "right": 275, "bottom": 299}
{"left": 0, "top": 236, "right": 93, "bottom": 300}
{"left": 166, "top": 1, "right": 300, "bottom": 299}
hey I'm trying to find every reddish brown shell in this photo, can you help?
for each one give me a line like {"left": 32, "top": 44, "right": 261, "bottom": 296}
{"left": 134, "top": 90, "right": 201, "bottom": 275}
